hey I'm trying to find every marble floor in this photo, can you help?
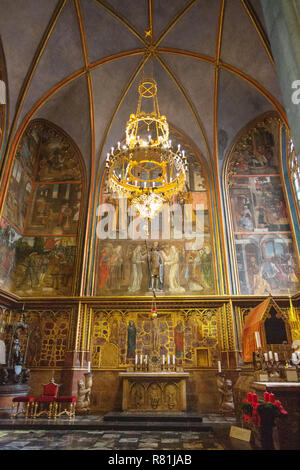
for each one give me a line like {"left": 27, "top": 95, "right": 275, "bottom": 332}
{"left": 0, "top": 429, "right": 252, "bottom": 450}
{"left": 0, "top": 414, "right": 253, "bottom": 450}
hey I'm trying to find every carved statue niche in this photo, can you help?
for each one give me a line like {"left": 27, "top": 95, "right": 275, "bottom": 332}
{"left": 130, "top": 383, "right": 145, "bottom": 409}
{"left": 164, "top": 383, "right": 178, "bottom": 410}
{"left": 147, "top": 383, "right": 162, "bottom": 410}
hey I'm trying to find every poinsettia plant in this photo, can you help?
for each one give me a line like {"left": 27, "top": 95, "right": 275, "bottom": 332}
{"left": 241, "top": 392, "right": 287, "bottom": 427}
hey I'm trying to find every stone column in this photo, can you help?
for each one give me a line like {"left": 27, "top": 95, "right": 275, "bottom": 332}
{"left": 61, "top": 303, "right": 92, "bottom": 396}
{"left": 261, "top": 0, "right": 300, "bottom": 163}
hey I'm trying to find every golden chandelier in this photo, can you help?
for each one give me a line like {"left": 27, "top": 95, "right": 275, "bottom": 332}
{"left": 106, "top": 77, "right": 188, "bottom": 219}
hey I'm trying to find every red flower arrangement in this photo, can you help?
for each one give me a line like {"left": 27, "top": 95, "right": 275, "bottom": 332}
{"left": 241, "top": 392, "right": 287, "bottom": 427}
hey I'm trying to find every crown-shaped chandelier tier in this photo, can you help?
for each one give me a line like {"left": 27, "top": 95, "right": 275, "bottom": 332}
{"left": 106, "top": 77, "right": 188, "bottom": 219}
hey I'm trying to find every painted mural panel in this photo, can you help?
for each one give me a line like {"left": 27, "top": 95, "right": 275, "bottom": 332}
{"left": 95, "top": 129, "right": 216, "bottom": 296}
{"left": 12, "top": 236, "right": 77, "bottom": 296}
{"left": 0, "top": 217, "right": 21, "bottom": 292}
{"left": 227, "top": 114, "right": 300, "bottom": 295}
{"left": 25, "top": 182, "right": 82, "bottom": 236}
{"left": 2, "top": 160, "right": 32, "bottom": 232}
{"left": 0, "top": 119, "right": 84, "bottom": 296}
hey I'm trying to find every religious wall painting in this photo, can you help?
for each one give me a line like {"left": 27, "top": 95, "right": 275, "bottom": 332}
{"left": 95, "top": 129, "right": 216, "bottom": 297}
{"left": 0, "top": 218, "right": 21, "bottom": 292}
{"left": 174, "top": 320, "right": 184, "bottom": 358}
{"left": 228, "top": 117, "right": 279, "bottom": 176}
{"left": 227, "top": 114, "right": 300, "bottom": 295}
{"left": 127, "top": 320, "right": 136, "bottom": 359}
{"left": 230, "top": 176, "right": 290, "bottom": 233}
{"left": 11, "top": 236, "right": 77, "bottom": 296}
{"left": 0, "top": 119, "right": 85, "bottom": 297}
{"left": 3, "top": 161, "right": 32, "bottom": 232}
{"left": 36, "top": 128, "right": 82, "bottom": 182}
{"left": 96, "top": 238, "right": 215, "bottom": 296}
{"left": 25, "top": 182, "right": 82, "bottom": 236}
{"left": 234, "top": 233, "right": 300, "bottom": 295}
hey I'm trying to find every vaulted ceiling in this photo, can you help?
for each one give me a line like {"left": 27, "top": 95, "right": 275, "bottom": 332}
{"left": 0, "top": 0, "right": 285, "bottom": 182}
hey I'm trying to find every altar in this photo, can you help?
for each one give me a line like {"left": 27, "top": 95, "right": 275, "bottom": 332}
{"left": 119, "top": 372, "right": 189, "bottom": 412}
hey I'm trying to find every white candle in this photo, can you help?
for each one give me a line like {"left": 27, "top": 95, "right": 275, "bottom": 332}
{"left": 264, "top": 353, "right": 268, "bottom": 361}
{"left": 140, "top": 354, "right": 143, "bottom": 364}
{"left": 162, "top": 355, "right": 165, "bottom": 365}
{"left": 218, "top": 361, "right": 222, "bottom": 373}
{"left": 167, "top": 355, "right": 170, "bottom": 365}
{"left": 135, "top": 354, "right": 138, "bottom": 365}
{"left": 274, "top": 353, "right": 279, "bottom": 362}
{"left": 255, "top": 332, "right": 261, "bottom": 349}
{"left": 145, "top": 355, "right": 148, "bottom": 364}
{"left": 173, "top": 355, "right": 175, "bottom": 365}
{"left": 292, "top": 353, "right": 297, "bottom": 363}
{"left": 269, "top": 351, "right": 273, "bottom": 360}
{"left": 87, "top": 361, "right": 91, "bottom": 373}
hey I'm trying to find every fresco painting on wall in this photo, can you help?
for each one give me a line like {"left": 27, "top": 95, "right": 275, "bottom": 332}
{"left": 12, "top": 236, "right": 77, "bottom": 296}
{"left": 25, "top": 182, "right": 82, "bottom": 236}
{"left": 0, "top": 120, "right": 84, "bottom": 297}
{"left": 228, "top": 114, "right": 300, "bottom": 295}
{"left": 0, "top": 217, "right": 21, "bottom": 291}
{"left": 3, "top": 161, "right": 32, "bottom": 232}
{"left": 96, "top": 129, "right": 216, "bottom": 296}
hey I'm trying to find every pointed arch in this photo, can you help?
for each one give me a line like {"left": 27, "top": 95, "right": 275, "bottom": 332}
{"left": 223, "top": 111, "right": 300, "bottom": 296}
{"left": 0, "top": 118, "right": 86, "bottom": 297}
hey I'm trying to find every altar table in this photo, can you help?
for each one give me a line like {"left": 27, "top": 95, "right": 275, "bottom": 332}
{"left": 119, "top": 372, "right": 189, "bottom": 412}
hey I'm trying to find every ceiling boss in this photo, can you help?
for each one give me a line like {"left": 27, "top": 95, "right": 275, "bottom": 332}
{"left": 105, "top": 74, "right": 189, "bottom": 219}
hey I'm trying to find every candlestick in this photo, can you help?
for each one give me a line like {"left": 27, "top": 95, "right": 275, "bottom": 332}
{"left": 140, "top": 354, "right": 143, "bottom": 365}
{"left": 264, "top": 353, "right": 268, "bottom": 361}
{"left": 173, "top": 355, "right": 175, "bottom": 365}
{"left": 87, "top": 361, "right": 91, "bottom": 373}
{"left": 254, "top": 331, "right": 261, "bottom": 349}
{"left": 162, "top": 354, "right": 165, "bottom": 365}
{"left": 218, "top": 361, "right": 222, "bottom": 373}
{"left": 274, "top": 352, "right": 279, "bottom": 362}
{"left": 268, "top": 351, "right": 273, "bottom": 360}
{"left": 135, "top": 354, "right": 138, "bottom": 365}
{"left": 167, "top": 355, "right": 170, "bottom": 365}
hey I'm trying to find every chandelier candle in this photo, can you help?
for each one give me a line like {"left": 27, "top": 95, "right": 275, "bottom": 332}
{"left": 105, "top": 77, "right": 188, "bottom": 220}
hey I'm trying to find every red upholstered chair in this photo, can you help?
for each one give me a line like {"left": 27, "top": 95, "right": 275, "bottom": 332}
{"left": 54, "top": 395, "right": 77, "bottom": 419}
{"left": 34, "top": 380, "right": 59, "bottom": 419}
{"left": 11, "top": 396, "right": 35, "bottom": 419}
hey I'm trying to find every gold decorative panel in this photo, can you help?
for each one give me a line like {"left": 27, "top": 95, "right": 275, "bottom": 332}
{"left": 90, "top": 307, "right": 222, "bottom": 369}
{"left": 25, "top": 310, "right": 71, "bottom": 367}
